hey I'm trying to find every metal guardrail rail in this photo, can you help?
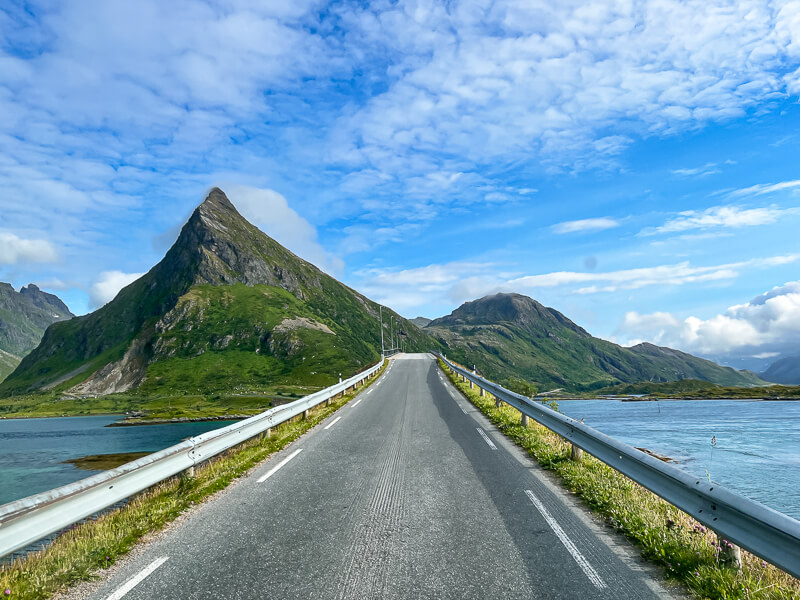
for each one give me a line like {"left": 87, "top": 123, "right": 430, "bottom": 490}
{"left": 438, "top": 354, "right": 800, "bottom": 579}
{"left": 0, "top": 359, "right": 385, "bottom": 559}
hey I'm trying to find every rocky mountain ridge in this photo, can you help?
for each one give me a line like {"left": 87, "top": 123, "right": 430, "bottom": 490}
{"left": 0, "top": 283, "right": 73, "bottom": 381}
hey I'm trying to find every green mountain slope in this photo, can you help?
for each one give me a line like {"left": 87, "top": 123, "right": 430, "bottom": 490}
{"left": 0, "top": 349, "right": 20, "bottom": 383}
{"left": 0, "top": 188, "right": 433, "bottom": 398}
{"left": 0, "top": 283, "right": 73, "bottom": 382}
{"left": 426, "top": 293, "right": 765, "bottom": 391}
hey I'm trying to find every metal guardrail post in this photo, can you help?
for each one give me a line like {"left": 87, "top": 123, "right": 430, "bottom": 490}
{"left": 571, "top": 445, "right": 583, "bottom": 462}
{"left": 437, "top": 353, "right": 800, "bottom": 579}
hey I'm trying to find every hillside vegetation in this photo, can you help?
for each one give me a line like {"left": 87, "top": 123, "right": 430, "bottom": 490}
{"left": 425, "top": 293, "right": 765, "bottom": 392}
{"left": 0, "top": 189, "right": 435, "bottom": 416}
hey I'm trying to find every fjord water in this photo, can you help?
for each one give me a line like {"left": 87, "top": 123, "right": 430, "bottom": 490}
{"left": 558, "top": 399, "right": 800, "bottom": 520}
{"left": 0, "top": 416, "right": 235, "bottom": 506}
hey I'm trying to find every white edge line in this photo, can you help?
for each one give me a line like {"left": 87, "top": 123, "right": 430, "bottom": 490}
{"left": 524, "top": 490, "right": 607, "bottom": 589}
{"left": 257, "top": 448, "right": 303, "bottom": 483}
{"left": 323, "top": 416, "right": 342, "bottom": 430}
{"left": 476, "top": 427, "right": 497, "bottom": 450}
{"left": 351, "top": 397, "right": 363, "bottom": 407}
{"left": 104, "top": 556, "right": 169, "bottom": 600}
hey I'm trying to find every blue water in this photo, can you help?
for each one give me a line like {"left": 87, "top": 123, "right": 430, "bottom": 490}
{"left": 0, "top": 416, "right": 235, "bottom": 506}
{"left": 558, "top": 399, "right": 800, "bottom": 520}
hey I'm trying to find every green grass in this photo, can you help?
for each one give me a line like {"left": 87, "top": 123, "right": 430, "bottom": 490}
{"left": 0, "top": 360, "right": 387, "bottom": 599}
{"left": 439, "top": 359, "right": 800, "bottom": 600}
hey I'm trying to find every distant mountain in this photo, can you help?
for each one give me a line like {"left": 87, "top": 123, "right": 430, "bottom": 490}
{"left": 425, "top": 293, "right": 765, "bottom": 391}
{"left": 761, "top": 356, "right": 800, "bottom": 385}
{"left": 411, "top": 317, "right": 431, "bottom": 328}
{"left": 0, "top": 283, "right": 73, "bottom": 381}
{"left": 1, "top": 189, "right": 433, "bottom": 398}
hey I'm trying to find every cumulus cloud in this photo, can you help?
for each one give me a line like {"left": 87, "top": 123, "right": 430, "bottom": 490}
{"left": 617, "top": 281, "right": 800, "bottom": 358}
{"left": 0, "top": 233, "right": 58, "bottom": 264}
{"left": 355, "top": 262, "right": 508, "bottom": 312}
{"left": 225, "top": 185, "right": 344, "bottom": 276}
{"left": 552, "top": 217, "right": 620, "bottom": 234}
{"left": 90, "top": 270, "right": 144, "bottom": 308}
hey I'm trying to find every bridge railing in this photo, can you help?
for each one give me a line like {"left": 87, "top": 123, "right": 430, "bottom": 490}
{"left": 438, "top": 353, "right": 800, "bottom": 579}
{"left": 0, "top": 359, "right": 385, "bottom": 560}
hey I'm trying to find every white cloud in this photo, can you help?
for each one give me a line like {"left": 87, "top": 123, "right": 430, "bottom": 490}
{"left": 225, "top": 185, "right": 344, "bottom": 276}
{"left": 649, "top": 205, "right": 796, "bottom": 235}
{"left": 617, "top": 280, "right": 800, "bottom": 356}
{"left": 90, "top": 270, "right": 144, "bottom": 308}
{"left": 354, "top": 254, "right": 800, "bottom": 316}
{"left": 729, "top": 179, "right": 800, "bottom": 197}
{"left": 331, "top": 0, "right": 800, "bottom": 181}
{"left": 508, "top": 255, "right": 800, "bottom": 293}
{"left": 355, "top": 261, "right": 508, "bottom": 312}
{"left": 671, "top": 162, "right": 721, "bottom": 177}
{"left": 0, "top": 232, "right": 58, "bottom": 264}
{"left": 552, "top": 217, "right": 620, "bottom": 234}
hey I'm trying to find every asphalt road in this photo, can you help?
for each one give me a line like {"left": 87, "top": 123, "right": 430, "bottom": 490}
{"left": 76, "top": 354, "right": 680, "bottom": 600}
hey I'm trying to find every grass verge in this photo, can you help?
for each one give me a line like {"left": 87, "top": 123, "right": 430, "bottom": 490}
{"left": 439, "top": 359, "right": 799, "bottom": 600}
{"left": 0, "top": 360, "right": 387, "bottom": 600}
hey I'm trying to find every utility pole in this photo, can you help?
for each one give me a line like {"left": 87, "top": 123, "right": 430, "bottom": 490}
{"left": 379, "top": 305, "right": 385, "bottom": 356}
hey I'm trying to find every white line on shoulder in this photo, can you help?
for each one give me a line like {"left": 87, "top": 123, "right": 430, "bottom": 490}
{"left": 104, "top": 556, "right": 169, "bottom": 600}
{"left": 476, "top": 427, "right": 497, "bottom": 450}
{"left": 324, "top": 416, "right": 342, "bottom": 430}
{"left": 524, "top": 489, "right": 607, "bottom": 589}
{"left": 257, "top": 448, "right": 303, "bottom": 483}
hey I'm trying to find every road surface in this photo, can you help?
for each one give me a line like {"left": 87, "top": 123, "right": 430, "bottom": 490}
{"left": 74, "top": 354, "right": 679, "bottom": 600}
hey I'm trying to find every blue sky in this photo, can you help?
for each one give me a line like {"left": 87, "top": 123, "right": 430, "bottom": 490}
{"left": 2, "top": 0, "right": 800, "bottom": 371}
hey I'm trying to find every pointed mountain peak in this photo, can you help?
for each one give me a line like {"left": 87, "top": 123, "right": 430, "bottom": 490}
{"left": 199, "top": 187, "right": 237, "bottom": 212}
{"left": 192, "top": 187, "right": 243, "bottom": 227}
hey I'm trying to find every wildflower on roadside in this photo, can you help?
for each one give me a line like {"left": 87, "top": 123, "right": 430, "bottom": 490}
{"left": 3, "top": 589, "right": 10, "bottom": 596}
{"left": 761, "top": 561, "right": 767, "bottom": 568}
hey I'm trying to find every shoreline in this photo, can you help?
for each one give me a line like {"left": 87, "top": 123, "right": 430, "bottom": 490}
{"left": 106, "top": 414, "right": 250, "bottom": 427}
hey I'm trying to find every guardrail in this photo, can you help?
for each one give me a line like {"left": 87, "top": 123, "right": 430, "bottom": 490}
{"left": 0, "top": 359, "right": 385, "bottom": 559}
{"left": 438, "top": 354, "right": 800, "bottom": 579}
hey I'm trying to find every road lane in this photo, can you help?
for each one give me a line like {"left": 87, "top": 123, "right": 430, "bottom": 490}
{"left": 76, "top": 354, "right": 678, "bottom": 600}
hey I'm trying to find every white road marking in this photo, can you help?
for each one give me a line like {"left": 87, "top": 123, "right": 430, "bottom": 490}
{"left": 104, "top": 556, "right": 169, "bottom": 600}
{"left": 324, "top": 416, "right": 342, "bottom": 430}
{"left": 352, "top": 397, "right": 363, "bottom": 407}
{"left": 367, "top": 389, "right": 373, "bottom": 394}
{"left": 476, "top": 427, "right": 497, "bottom": 450}
{"left": 524, "top": 490, "right": 607, "bottom": 589}
{"left": 257, "top": 448, "right": 303, "bottom": 483}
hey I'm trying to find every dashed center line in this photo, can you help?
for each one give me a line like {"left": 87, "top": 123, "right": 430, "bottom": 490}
{"left": 524, "top": 490, "right": 607, "bottom": 589}
{"left": 352, "top": 397, "right": 363, "bottom": 407}
{"left": 324, "top": 416, "right": 342, "bottom": 430}
{"left": 104, "top": 556, "right": 169, "bottom": 600}
{"left": 257, "top": 448, "right": 303, "bottom": 483}
{"left": 476, "top": 427, "right": 497, "bottom": 450}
